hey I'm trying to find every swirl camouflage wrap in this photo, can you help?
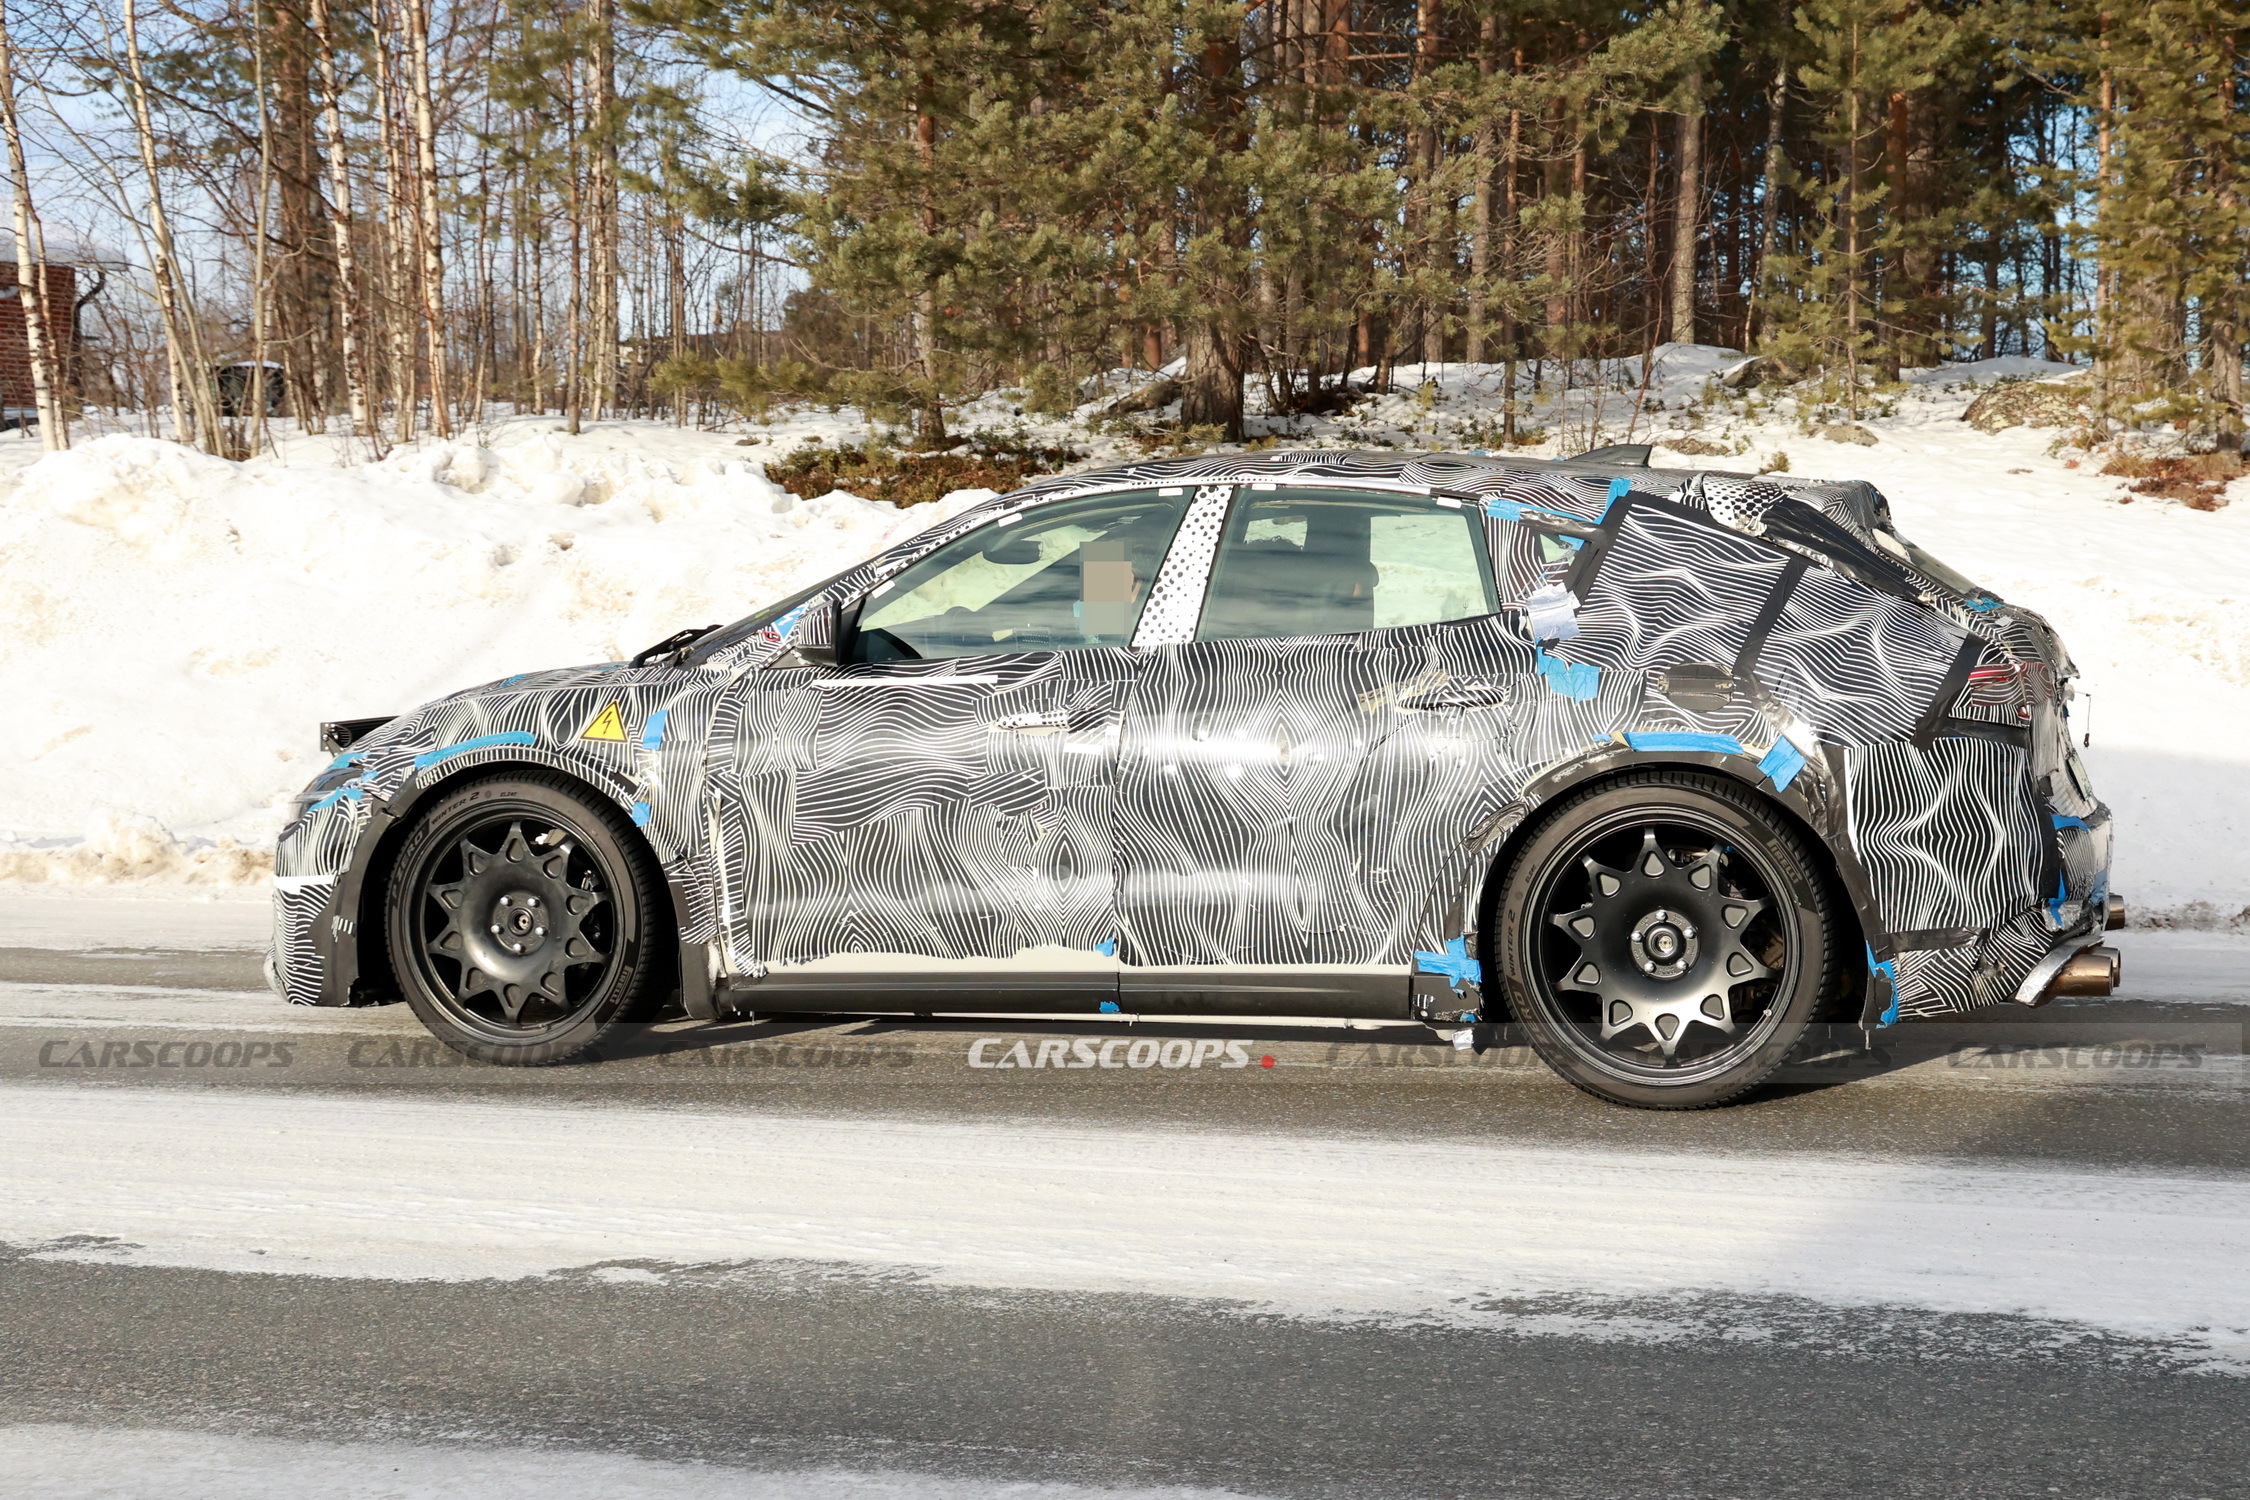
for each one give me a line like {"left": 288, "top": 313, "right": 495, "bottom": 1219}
{"left": 273, "top": 447, "right": 2113, "bottom": 1030}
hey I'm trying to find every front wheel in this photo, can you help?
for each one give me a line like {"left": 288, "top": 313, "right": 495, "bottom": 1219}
{"left": 386, "top": 773, "right": 665, "bottom": 1065}
{"left": 1494, "top": 770, "right": 1841, "bottom": 1110}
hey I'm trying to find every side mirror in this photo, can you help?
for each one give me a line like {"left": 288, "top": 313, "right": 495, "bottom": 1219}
{"left": 772, "top": 594, "right": 844, "bottom": 668}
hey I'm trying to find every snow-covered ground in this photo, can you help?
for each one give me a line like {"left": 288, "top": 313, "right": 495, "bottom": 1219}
{"left": 0, "top": 1424, "right": 1260, "bottom": 1500}
{"left": 3, "top": 351, "right": 2244, "bottom": 920}
{"left": 0, "top": 884, "right": 270, "bottom": 949}
{"left": 6, "top": 1081, "right": 2248, "bottom": 1367}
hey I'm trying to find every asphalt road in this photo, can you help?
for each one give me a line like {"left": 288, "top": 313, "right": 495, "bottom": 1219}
{"left": 3, "top": 928, "right": 2246, "bottom": 1499}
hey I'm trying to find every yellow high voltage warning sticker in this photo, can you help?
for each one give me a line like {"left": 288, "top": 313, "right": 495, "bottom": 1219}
{"left": 579, "top": 703, "right": 628, "bottom": 742}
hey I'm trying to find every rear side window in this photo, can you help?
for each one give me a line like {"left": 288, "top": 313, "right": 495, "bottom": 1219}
{"left": 1196, "top": 487, "right": 1497, "bottom": 642}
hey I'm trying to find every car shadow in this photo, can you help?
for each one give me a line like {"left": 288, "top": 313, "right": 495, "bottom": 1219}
{"left": 587, "top": 1009, "right": 1450, "bottom": 1065}
{"left": 583, "top": 1002, "right": 2242, "bottom": 1107}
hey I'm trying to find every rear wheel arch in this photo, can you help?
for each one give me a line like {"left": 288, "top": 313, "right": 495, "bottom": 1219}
{"left": 1480, "top": 765, "right": 1856, "bottom": 1107}
{"left": 1470, "top": 759, "right": 1868, "bottom": 1023}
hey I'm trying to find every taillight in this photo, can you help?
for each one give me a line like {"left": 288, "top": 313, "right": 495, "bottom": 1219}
{"left": 1954, "top": 660, "right": 2049, "bottom": 725}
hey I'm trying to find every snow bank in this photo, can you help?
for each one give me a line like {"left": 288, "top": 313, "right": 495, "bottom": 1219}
{"left": 5, "top": 385, "right": 2248, "bottom": 922}
{"left": 1903, "top": 355, "right": 2082, "bottom": 386}
{"left": 1772, "top": 399, "right": 2250, "bottom": 919}
{"left": 0, "top": 430, "right": 958, "bottom": 876}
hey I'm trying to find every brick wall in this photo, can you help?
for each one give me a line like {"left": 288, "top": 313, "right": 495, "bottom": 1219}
{"left": 0, "top": 264, "right": 78, "bottom": 409}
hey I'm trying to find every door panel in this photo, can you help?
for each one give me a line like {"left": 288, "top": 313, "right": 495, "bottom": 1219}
{"left": 747, "top": 653, "right": 1135, "bottom": 1004}
{"left": 1114, "top": 633, "right": 1383, "bottom": 964}
{"left": 707, "top": 489, "right": 1189, "bottom": 1006}
{"left": 1114, "top": 486, "right": 1518, "bottom": 1014}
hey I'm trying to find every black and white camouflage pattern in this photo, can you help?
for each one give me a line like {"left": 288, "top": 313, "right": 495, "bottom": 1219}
{"left": 273, "top": 449, "right": 2113, "bottom": 1025}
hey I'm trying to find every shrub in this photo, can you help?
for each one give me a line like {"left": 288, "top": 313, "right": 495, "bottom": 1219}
{"left": 2100, "top": 451, "right": 2240, "bottom": 511}
{"left": 1023, "top": 363, "right": 1080, "bottom": 416}
{"left": 765, "top": 434, "right": 1086, "bottom": 507}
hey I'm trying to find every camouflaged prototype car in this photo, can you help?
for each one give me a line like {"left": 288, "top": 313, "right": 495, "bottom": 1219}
{"left": 273, "top": 447, "right": 2121, "bottom": 1108}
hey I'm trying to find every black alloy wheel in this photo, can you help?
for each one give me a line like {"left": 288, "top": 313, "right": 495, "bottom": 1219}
{"left": 387, "top": 773, "right": 664, "bottom": 1065}
{"left": 1496, "top": 770, "right": 1840, "bottom": 1110}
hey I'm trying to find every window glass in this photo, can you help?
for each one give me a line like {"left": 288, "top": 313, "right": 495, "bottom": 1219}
{"left": 684, "top": 568, "right": 851, "bottom": 666}
{"left": 1196, "top": 487, "right": 1496, "bottom": 642}
{"left": 853, "top": 489, "right": 1190, "bottom": 660}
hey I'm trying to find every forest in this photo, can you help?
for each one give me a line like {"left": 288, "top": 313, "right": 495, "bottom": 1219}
{"left": 0, "top": 0, "right": 2242, "bottom": 452}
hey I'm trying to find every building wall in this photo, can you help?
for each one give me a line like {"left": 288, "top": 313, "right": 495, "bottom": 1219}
{"left": 0, "top": 264, "right": 79, "bottom": 410}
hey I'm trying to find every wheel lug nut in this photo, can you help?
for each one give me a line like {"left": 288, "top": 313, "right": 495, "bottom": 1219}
{"left": 489, "top": 924, "right": 501, "bottom": 934}
{"left": 534, "top": 926, "right": 545, "bottom": 936}
{"left": 500, "top": 896, "right": 511, "bottom": 906}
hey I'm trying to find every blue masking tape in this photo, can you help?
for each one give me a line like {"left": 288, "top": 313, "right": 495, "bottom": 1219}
{"left": 1758, "top": 738, "right": 1809, "bottom": 791}
{"left": 413, "top": 731, "right": 537, "bottom": 772}
{"left": 1535, "top": 650, "right": 1600, "bottom": 701}
{"left": 1414, "top": 937, "right": 1483, "bottom": 991}
{"left": 1625, "top": 731, "right": 1747, "bottom": 755}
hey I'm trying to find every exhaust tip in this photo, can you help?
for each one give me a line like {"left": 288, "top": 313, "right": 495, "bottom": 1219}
{"left": 2106, "top": 894, "right": 2127, "bottom": 931}
{"left": 2053, "top": 945, "right": 2121, "bottom": 998}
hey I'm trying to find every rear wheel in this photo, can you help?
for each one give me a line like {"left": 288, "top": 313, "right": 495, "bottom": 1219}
{"left": 386, "top": 773, "right": 663, "bottom": 1065}
{"left": 1495, "top": 771, "right": 1839, "bottom": 1110}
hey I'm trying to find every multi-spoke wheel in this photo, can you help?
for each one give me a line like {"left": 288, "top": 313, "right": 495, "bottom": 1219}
{"left": 386, "top": 774, "right": 664, "bottom": 1065}
{"left": 1496, "top": 770, "right": 1841, "bottom": 1110}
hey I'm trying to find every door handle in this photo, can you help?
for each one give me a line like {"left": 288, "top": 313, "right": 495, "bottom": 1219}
{"left": 990, "top": 708, "right": 1071, "bottom": 734}
{"left": 1399, "top": 679, "right": 1515, "bottom": 712}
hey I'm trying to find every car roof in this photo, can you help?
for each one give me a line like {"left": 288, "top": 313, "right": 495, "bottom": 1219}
{"left": 1004, "top": 449, "right": 1893, "bottom": 538}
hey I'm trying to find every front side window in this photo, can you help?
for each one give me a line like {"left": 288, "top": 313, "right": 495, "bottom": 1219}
{"left": 853, "top": 489, "right": 1191, "bottom": 661}
{"left": 1196, "top": 487, "right": 1497, "bottom": 642}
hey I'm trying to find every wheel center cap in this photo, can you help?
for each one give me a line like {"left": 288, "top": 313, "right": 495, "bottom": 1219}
{"left": 487, "top": 891, "right": 549, "bottom": 956}
{"left": 1630, "top": 908, "right": 1699, "bottom": 980}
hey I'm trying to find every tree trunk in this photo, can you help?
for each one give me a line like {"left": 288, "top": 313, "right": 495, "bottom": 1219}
{"left": 1179, "top": 319, "right": 1244, "bottom": 438}
{"left": 1751, "top": 58, "right": 1787, "bottom": 349}
{"left": 1641, "top": 117, "right": 1662, "bottom": 348}
{"left": 1414, "top": 0, "right": 1444, "bottom": 365}
{"left": 239, "top": 32, "right": 277, "bottom": 458}
{"left": 587, "top": 0, "right": 619, "bottom": 424}
{"left": 908, "top": 102, "right": 945, "bottom": 444}
{"left": 372, "top": 7, "right": 419, "bottom": 442}
{"left": 263, "top": 0, "right": 333, "bottom": 430}
{"left": 0, "top": 0, "right": 65, "bottom": 449}
{"left": 2213, "top": 27, "right": 2243, "bottom": 451}
{"left": 1176, "top": 22, "right": 1250, "bottom": 435}
{"left": 1464, "top": 15, "right": 1496, "bottom": 363}
{"left": 404, "top": 0, "right": 449, "bottom": 436}
{"left": 2094, "top": 58, "right": 2113, "bottom": 415}
{"left": 1670, "top": 72, "right": 1702, "bottom": 346}
{"left": 1843, "top": 20, "right": 1863, "bottom": 409}
{"left": 121, "top": 0, "right": 218, "bottom": 450}
{"left": 309, "top": 0, "right": 373, "bottom": 440}
{"left": 1501, "top": 52, "right": 1521, "bottom": 438}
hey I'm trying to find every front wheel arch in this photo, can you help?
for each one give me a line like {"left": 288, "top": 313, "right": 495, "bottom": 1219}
{"left": 345, "top": 760, "right": 679, "bottom": 1008}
